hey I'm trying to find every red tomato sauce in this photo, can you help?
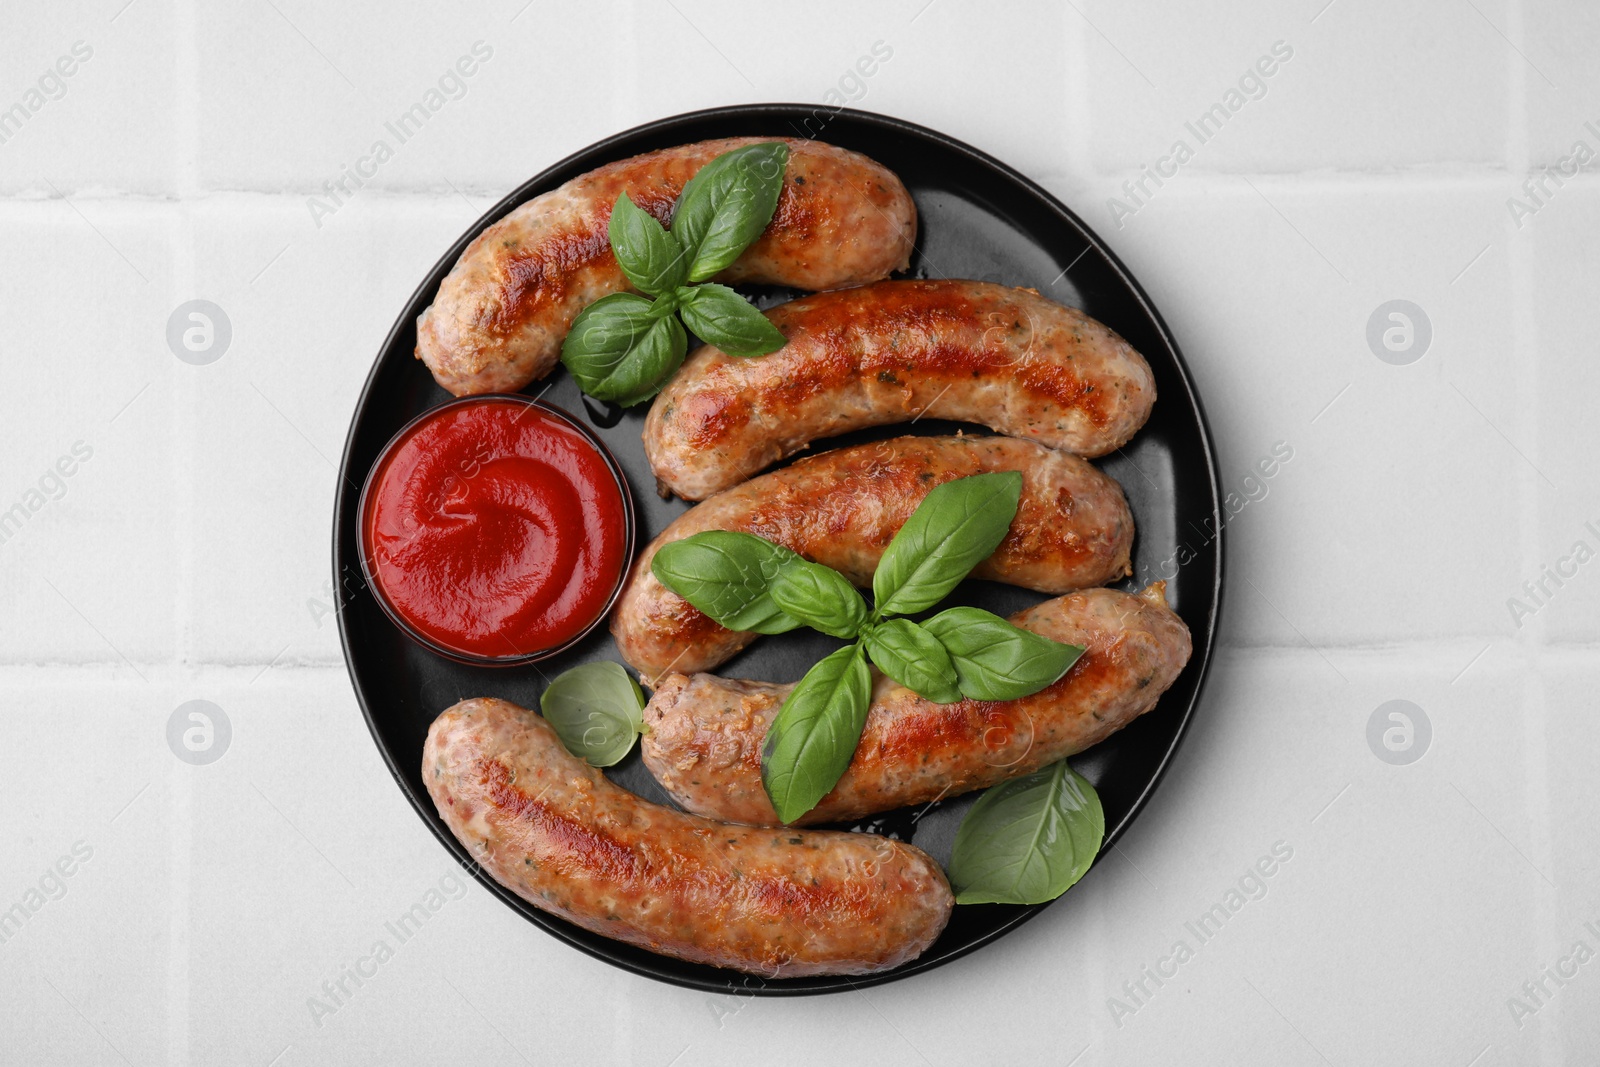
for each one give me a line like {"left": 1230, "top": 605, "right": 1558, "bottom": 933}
{"left": 362, "top": 398, "right": 630, "bottom": 660}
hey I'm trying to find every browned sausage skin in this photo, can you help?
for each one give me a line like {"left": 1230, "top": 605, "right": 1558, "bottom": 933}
{"left": 416, "top": 138, "right": 916, "bottom": 396}
{"left": 644, "top": 280, "right": 1157, "bottom": 500}
{"left": 612, "top": 435, "right": 1133, "bottom": 681}
{"left": 424, "top": 697, "right": 952, "bottom": 977}
{"left": 641, "top": 585, "right": 1191, "bottom": 827}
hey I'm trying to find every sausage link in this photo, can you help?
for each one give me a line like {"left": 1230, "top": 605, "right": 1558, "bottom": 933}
{"left": 424, "top": 697, "right": 952, "bottom": 977}
{"left": 612, "top": 435, "right": 1133, "bottom": 680}
{"left": 644, "top": 280, "right": 1156, "bottom": 499}
{"left": 416, "top": 138, "right": 915, "bottom": 396}
{"left": 641, "top": 584, "right": 1191, "bottom": 826}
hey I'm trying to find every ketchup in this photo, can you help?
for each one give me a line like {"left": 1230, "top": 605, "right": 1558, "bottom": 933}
{"left": 362, "top": 398, "right": 630, "bottom": 661}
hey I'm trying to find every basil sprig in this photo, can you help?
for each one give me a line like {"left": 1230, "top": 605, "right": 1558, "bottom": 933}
{"left": 540, "top": 661, "right": 647, "bottom": 767}
{"left": 560, "top": 143, "right": 791, "bottom": 405}
{"left": 650, "top": 472, "right": 1086, "bottom": 824}
{"left": 947, "top": 760, "right": 1104, "bottom": 905}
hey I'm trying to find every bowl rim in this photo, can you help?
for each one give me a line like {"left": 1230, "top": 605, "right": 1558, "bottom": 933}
{"left": 355, "top": 392, "right": 638, "bottom": 667}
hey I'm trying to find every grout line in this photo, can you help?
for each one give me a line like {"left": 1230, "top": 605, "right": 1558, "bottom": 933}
{"left": 1501, "top": 6, "right": 1560, "bottom": 1065}
{"left": 16, "top": 168, "right": 1600, "bottom": 208}
{"left": 171, "top": 2, "right": 200, "bottom": 1061}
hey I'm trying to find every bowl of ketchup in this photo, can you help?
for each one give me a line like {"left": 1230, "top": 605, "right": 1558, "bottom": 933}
{"left": 358, "top": 395, "right": 635, "bottom": 666}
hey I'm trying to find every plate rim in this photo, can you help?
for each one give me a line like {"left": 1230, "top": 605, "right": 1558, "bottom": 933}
{"left": 333, "top": 102, "right": 1225, "bottom": 996}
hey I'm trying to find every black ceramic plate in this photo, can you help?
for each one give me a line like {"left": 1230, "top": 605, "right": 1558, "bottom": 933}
{"left": 335, "top": 104, "right": 1222, "bottom": 996}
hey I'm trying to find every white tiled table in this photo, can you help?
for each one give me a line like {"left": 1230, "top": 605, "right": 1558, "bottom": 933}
{"left": 3, "top": 1, "right": 1597, "bottom": 1063}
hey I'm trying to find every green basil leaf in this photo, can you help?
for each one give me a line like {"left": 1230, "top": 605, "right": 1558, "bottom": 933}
{"left": 922, "top": 606, "right": 1084, "bottom": 701}
{"left": 651, "top": 531, "right": 803, "bottom": 636}
{"left": 677, "top": 283, "right": 788, "bottom": 357}
{"left": 769, "top": 557, "right": 869, "bottom": 640}
{"left": 560, "top": 292, "right": 655, "bottom": 395}
{"left": 671, "top": 142, "right": 789, "bottom": 283}
{"left": 761, "top": 643, "right": 872, "bottom": 825}
{"left": 560, "top": 292, "right": 685, "bottom": 404}
{"left": 872, "top": 472, "right": 1023, "bottom": 618}
{"left": 539, "top": 661, "right": 646, "bottom": 767}
{"left": 602, "top": 314, "right": 688, "bottom": 407}
{"left": 608, "top": 192, "right": 687, "bottom": 296}
{"left": 948, "top": 760, "right": 1104, "bottom": 905}
{"left": 862, "top": 618, "right": 961, "bottom": 704}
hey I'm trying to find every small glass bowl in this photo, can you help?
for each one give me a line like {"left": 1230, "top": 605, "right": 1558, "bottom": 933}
{"left": 356, "top": 394, "right": 637, "bottom": 667}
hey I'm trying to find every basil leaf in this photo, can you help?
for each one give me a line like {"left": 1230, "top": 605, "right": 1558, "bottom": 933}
{"left": 922, "top": 606, "right": 1084, "bottom": 701}
{"left": 761, "top": 643, "right": 872, "bottom": 825}
{"left": 608, "top": 192, "right": 687, "bottom": 296}
{"left": 862, "top": 619, "right": 961, "bottom": 704}
{"left": 769, "top": 557, "right": 869, "bottom": 640}
{"left": 539, "top": 661, "right": 646, "bottom": 767}
{"left": 651, "top": 531, "right": 803, "bottom": 636}
{"left": 671, "top": 142, "right": 789, "bottom": 283}
{"left": 560, "top": 292, "right": 655, "bottom": 396}
{"left": 608, "top": 314, "right": 689, "bottom": 407}
{"left": 677, "top": 284, "right": 787, "bottom": 357}
{"left": 872, "top": 472, "right": 1023, "bottom": 618}
{"left": 948, "top": 761, "right": 1103, "bottom": 905}
{"left": 560, "top": 293, "right": 686, "bottom": 404}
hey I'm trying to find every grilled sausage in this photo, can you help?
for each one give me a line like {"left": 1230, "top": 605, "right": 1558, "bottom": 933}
{"left": 416, "top": 138, "right": 916, "bottom": 396}
{"left": 612, "top": 435, "right": 1133, "bottom": 680}
{"left": 641, "top": 584, "right": 1190, "bottom": 827}
{"left": 424, "top": 697, "right": 952, "bottom": 977}
{"left": 644, "top": 280, "right": 1156, "bottom": 499}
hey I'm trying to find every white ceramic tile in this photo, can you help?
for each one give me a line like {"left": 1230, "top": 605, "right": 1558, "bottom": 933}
{"left": 0, "top": 672, "right": 186, "bottom": 1066}
{"left": 194, "top": 0, "right": 631, "bottom": 196}
{"left": 1085, "top": 0, "right": 1513, "bottom": 176}
{"left": 0, "top": 3, "right": 180, "bottom": 196}
{"left": 1508, "top": 0, "right": 1597, "bottom": 168}
{"left": 0, "top": 203, "right": 179, "bottom": 666}
{"left": 1097, "top": 177, "right": 1526, "bottom": 646}
{"left": 1523, "top": 184, "right": 1600, "bottom": 647}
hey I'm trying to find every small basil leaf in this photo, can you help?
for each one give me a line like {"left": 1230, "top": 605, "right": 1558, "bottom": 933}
{"left": 539, "top": 661, "right": 646, "bottom": 767}
{"left": 608, "top": 192, "right": 687, "bottom": 296}
{"left": 671, "top": 142, "right": 789, "bottom": 283}
{"left": 560, "top": 292, "right": 656, "bottom": 399}
{"left": 862, "top": 619, "right": 961, "bottom": 704}
{"left": 769, "top": 557, "right": 869, "bottom": 640}
{"left": 761, "top": 643, "right": 872, "bottom": 825}
{"left": 872, "top": 472, "right": 1023, "bottom": 618}
{"left": 651, "top": 531, "right": 803, "bottom": 636}
{"left": 607, "top": 314, "right": 688, "bottom": 407}
{"left": 948, "top": 760, "right": 1103, "bottom": 905}
{"left": 922, "top": 606, "right": 1085, "bottom": 701}
{"left": 677, "top": 284, "right": 788, "bottom": 357}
